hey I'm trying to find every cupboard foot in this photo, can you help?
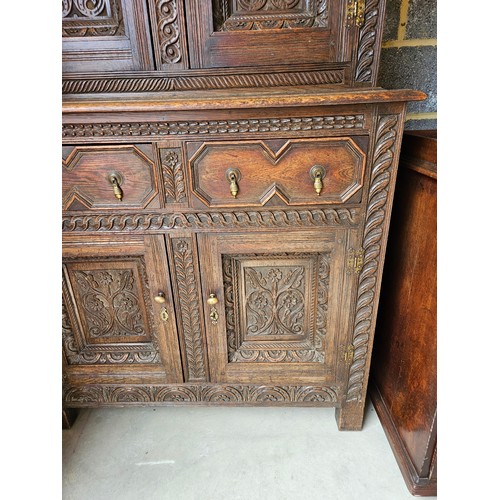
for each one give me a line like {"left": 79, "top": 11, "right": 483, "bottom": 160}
{"left": 335, "top": 401, "right": 366, "bottom": 431}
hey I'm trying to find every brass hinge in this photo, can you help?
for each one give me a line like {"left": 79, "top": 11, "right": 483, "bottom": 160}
{"left": 347, "top": 248, "right": 365, "bottom": 274}
{"left": 342, "top": 344, "right": 355, "bottom": 365}
{"left": 346, "top": 0, "right": 366, "bottom": 28}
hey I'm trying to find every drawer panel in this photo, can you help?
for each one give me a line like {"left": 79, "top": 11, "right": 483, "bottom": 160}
{"left": 186, "top": 138, "right": 367, "bottom": 208}
{"left": 62, "top": 144, "right": 160, "bottom": 211}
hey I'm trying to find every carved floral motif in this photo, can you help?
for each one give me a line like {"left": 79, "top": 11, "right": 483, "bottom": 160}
{"left": 223, "top": 253, "right": 329, "bottom": 363}
{"left": 160, "top": 148, "right": 186, "bottom": 204}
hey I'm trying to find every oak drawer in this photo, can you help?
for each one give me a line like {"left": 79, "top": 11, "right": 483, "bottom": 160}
{"left": 186, "top": 137, "right": 367, "bottom": 208}
{"left": 62, "top": 144, "right": 160, "bottom": 211}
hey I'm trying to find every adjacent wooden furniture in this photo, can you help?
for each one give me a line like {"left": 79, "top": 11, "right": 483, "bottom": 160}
{"left": 62, "top": 1, "right": 425, "bottom": 431}
{"left": 369, "top": 130, "right": 437, "bottom": 493}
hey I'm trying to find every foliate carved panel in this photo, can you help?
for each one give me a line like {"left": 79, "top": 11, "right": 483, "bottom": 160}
{"left": 63, "top": 256, "right": 161, "bottom": 365}
{"left": 223, "top": 252, "right": 330, "bottom": 363}
{"left": 213, "top": 0, "right": 328, "bottom": 30}
{"left": 170, "top": 238, "right": 207, "bottom": 381}
{"left": 62, "top": 0, "right": 125, "bottom": 37}
{"left": 151, "top": 0, "right": 183, "bottom": 64}
{"left": 160, "top": 148, "right": 187, "bottom": 204}
{"left": 346, "top": 114, "right": 400, "bottom": 402}
{"left": 62, "top": 207, "right": 362, "bottom": 233}
{"left": 64, "top": 383, "right": 339, "bottom": 405}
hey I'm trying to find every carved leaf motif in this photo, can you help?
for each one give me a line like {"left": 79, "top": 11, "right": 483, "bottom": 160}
{"left": 73, "top": 269, "right": 145, "bottom": 338}
{"left": 161, "top": 148, "right": 186, "bottom": 203}
{"left": 172, "top": 239, "right": 206, "bottom": 380}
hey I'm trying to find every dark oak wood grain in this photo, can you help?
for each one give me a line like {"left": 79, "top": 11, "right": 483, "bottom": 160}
{"left": 369, "top": 130, "right": 437, "bottom": 493}
{"left": 61, "top": 0, "right": 425, "bottom": 432}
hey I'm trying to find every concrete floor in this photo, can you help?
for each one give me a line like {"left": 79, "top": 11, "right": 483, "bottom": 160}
{"left": 63, "top": 399, "right": 437, "bottom": 500}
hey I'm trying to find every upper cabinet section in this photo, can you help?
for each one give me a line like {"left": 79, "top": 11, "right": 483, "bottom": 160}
{"left": 62, "top": 0, "right": 154, "bottom": 73}
{"left": 62, "top": 0, "right": 386, "bottom": 88}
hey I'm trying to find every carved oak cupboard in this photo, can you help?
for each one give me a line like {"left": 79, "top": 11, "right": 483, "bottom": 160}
{"left": 62, "top": 0, "right": 425, "bottom": 431}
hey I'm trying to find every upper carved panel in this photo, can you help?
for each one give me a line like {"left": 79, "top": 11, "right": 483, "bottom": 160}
{"left": 212, "top": 0, "right": 328, "bottom": 30}
{"left": 62, "top": 0, "right": 125, "bottom": 37}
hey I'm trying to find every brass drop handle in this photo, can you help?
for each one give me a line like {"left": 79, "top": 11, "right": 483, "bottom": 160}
{"left": 108, "top": 174, "right": 123, "bottom": 201}
{"left": 207, "top": 293, "right": 219, "bottom": 324}
{"left": 154, "top": 292, "right": 166, "bottom": 304}
{"left": 310, "top": 165, "right": 326, "bottom": 196}
{"left": 225, "top": 168, "right": 241, "bottom": 198}
{"left": 207, "top": 293, "right": 219, "bottom": 306}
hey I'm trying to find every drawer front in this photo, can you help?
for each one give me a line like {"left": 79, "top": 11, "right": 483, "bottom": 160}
{"left": 186, "top": 137, "right": 367, "bottom": 208}
{"left": 62, "top": 144, "right": 160, "bottom": 211}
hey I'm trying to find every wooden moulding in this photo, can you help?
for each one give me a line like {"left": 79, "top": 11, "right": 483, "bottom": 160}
{"left": 62, "top": 87, "right": 427, "bottom": 114}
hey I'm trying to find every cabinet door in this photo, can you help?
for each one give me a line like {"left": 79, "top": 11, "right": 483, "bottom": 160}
{"left": 62, "top": 0, "right": 154, "bottom": 73}
{"left": 185, "top": 0, "right": 347, "bottom": 69}
{"left": 62, "top": 235, "right": 183, "bottom": 384}
{"left": 197, "top": 231, "right": 356, "bottom": 385}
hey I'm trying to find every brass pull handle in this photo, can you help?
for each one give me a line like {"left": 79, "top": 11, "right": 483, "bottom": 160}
{"left": 310, "top": 165, "right": 326, "bottom": 196}
{"left": 108, "top": 174, "right": 123, "bottom": 201}
{"left": 154, "top": 292, "right": 166, "bottom": 304}
{"left": 225, "top": 168, "right": 241, "bottom": 198}
{"left": 207, "top": 293, "right": 219, "bottom": 306}
{"left": 207, "top": 293, "right": 219, "bottom": 324}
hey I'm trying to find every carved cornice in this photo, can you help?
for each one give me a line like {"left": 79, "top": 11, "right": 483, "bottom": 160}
{"left": 62, "top": 69, "right": 345, "bottom": 94}
{"left": 64, "top": 383, "right": 339, "bottom": 404}
{"left": 354, "top": 0, "right": 380, "bottom": 83}
{"left": 62, "top": 208, "right": 361, "bottom": 233}
{"left": 346, "top": 114, "right": 399, "bottom": 403}
{"left": 63, "top": 114, "right": 364, "bottom": 140}
{"left": 171, "top": 238, "right": 207, "bottom": 381}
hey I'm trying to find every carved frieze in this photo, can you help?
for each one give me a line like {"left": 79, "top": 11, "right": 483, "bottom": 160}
{"left": 63, "top": 114, "right": 365, "bottom": 139}
{"left": 62, "top": 207, "right": 361, "bottom": 233}
{"left": 223, "top": 252, "right": 329, "bottom": 363}
{"left": 213, "top": 0, "right": 328, "bottom": 30}
{"left": 346, "top": 114, "right": 400, "bottom": 402}
{"left": 62, "top": 69, "right": 345, "bottom": 94}
{"left": 64, "top": 383, "right": 339, "bottom": 404}
{"left": 62, "top": 0, "right": 125, "bottom": 37}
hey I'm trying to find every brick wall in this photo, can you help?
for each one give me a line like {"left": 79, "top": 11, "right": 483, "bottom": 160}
{"left": 377, "top": 0, "right": 437, "bottom": 130}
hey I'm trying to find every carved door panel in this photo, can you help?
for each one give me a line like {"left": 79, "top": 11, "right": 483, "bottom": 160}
{"left": 62, "top": 0, "right": 154, "bottom": 73}
{"left": 62, "top": 235, "right": 183, "bottom": 384}
{"left": 197, "top": 231, "right": 356, "bottom": 385}
{"left": 184, "top": 0, "right": 348, "bottom": 69}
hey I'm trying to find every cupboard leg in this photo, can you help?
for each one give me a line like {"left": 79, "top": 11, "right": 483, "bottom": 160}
{"left": 335, "top": 401, "right": 366, "bottom": 431}
{"left": 62, "top": 408, "right": 79, "bottom": 429}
